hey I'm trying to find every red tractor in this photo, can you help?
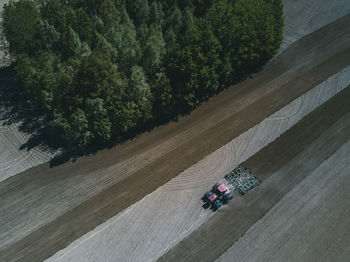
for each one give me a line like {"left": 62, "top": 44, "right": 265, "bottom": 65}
{"left": 202, "top": 183, "right": 233, "bottom": 211}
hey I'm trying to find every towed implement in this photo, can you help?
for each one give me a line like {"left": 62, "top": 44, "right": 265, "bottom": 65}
{"left": 202, "top": 165, "right": 261, "bottom": 211}
{"left": 225, "top": 165, "right": 261, "bottom": 195}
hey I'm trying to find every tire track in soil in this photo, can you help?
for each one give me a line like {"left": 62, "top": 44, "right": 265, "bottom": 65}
{"left": 46, "top": 69, "right": 350, "bottom": 262}
{"left": 159, "top": 87, "right": 350, "bottom": 262}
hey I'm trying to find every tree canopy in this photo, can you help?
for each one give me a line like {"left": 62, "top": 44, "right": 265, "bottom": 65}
{"left": 1, "top": 0, "right": 283, "bottom": 148}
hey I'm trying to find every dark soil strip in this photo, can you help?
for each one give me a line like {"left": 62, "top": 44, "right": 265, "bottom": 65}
{"left": 158, "top": 86, "right": 350, "bottom": 262}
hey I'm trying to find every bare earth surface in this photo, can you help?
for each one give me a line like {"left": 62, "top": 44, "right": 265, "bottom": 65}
{"left": 280, "top": 0, "right": 350, "bottom": 52}
{"left": 0, "top": 15, "right": 349, "bottom": 261}
{"left": 47, "top": 76, "right": 350, "bottom": 262}
{"left": 0, "top": 122, "right": 56, "bottom": 182}
{"left": 0, "top": 1, "right": 350, "bottom": 262}
{"left": 216, "top": 141, "right": 350, "bottom": 262}
{"left": 159, "top": 87, "right": 350, "bottom": 262}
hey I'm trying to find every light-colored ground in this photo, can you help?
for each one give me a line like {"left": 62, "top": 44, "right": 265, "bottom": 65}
{"left": 0, "top": 123, "right": 55, "bottom": 182}
{"left": 216, "top": 140, "right": 350, "bottom": 262}
{"left": 280, "top": 0, "right": 350, "bottom": 52}
{"left": 159, "top": 93, "right": 350, "bottom": 262}
{"left": 46, "top": 67, "right": 350, "bottom": 262}
{"left": 0, "top": 0, "right": 349, "bottom": 182}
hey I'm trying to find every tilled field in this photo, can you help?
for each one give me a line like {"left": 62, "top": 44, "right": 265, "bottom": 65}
{"left": 280, "top": 0, "right": 350, "bottom": 52}
{"left": 160, "top": 87, "right": 350, "bottom": 262}
{"left": 216, "top": 142, "right": 350, "bottom": 262}
{"left": 1, "top": 18, "right": 349, "bottom": 260}
{"left": 0, "top": 1, "right": 349, "bottom": 262}
{"left": 0, "top": 122, "right": 55, "bottom": 182}
{"left": 47, "top": 78, "right": 350, "bottom": 262}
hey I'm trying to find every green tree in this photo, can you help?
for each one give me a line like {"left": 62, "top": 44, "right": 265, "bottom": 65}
{"left": 53, "top": 58, "right": 81, "bottom": 110}
{"left": 36, "top": 18, "right": 61, "bottom": 51}
{"left": 95, "top": 33, "right": 118, "bottom": 62}
{"left": 130, "top": 66, "right": 151, "bottom": 101}
{"left": 14, "top": 51, "right": 58, "bottom": 101}
{"left": 126, "top": 0, "right": 150, "bottom": 26}
{"left": 1, "top": 0, "right": 284, "bottom": 148}
{"left": 66, "top": 8, "right": 94, "bottom": 45}
{"left": 75, "top": 51, "right": 119, "bottom": 99}
{"left": 1, "top": 0, "right": 40, "bottom": 55}
{"left": 106, "top": 7, "right": 141, "bottom": 71}
{"left": 152, "top": 72, "right": 174, "bottom": 118}
{"left": 85, "top": 98, "right": 112, "bottom": 143}
{"left": 68, "top": 108, "right": 91, "bottom": 146}
{"left": 39, "top": 0, "right": 67, "bottom": 34}
{"left": 167, "top": 6, "right": 183, "bottom": 34}
{"left": 141, "top": 26, "right": 166, "bottom": 74}
{"left": 149, "top": 1, "right": 164, "bottom": 26}
{"left": 62, "top": 27, "right": 91, "bottom": 58}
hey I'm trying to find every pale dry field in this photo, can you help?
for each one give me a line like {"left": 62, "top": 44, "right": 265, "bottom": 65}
{"left": 280, "top": 0, "right": 350, "bottom": 52}
{"left": 160, "top": 92, "right": 350, "bottom": 262}
{"left": 0, "top": 123, "right": 55, "bottom": 182}
{"left": 47, "top": 68, "right": 350, "bottom": 262}
{"left": 216, "top": 141, "right": 350, "bottom": 262}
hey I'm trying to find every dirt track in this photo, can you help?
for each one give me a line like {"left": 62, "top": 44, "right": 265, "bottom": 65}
{"left": 159, "top": 86, "right": 350, "bottom": 262}
{"left": 1, "top": 9, "right": 350, "bottom": 262}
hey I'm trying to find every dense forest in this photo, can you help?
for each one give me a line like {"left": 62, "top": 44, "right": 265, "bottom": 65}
{"left": 1, "top": 0, "right": 283, "bottom": 148}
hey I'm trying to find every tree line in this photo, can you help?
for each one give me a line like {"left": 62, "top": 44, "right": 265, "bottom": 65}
{"left": 0, "top": 0, "right": 283, "bottom": 148}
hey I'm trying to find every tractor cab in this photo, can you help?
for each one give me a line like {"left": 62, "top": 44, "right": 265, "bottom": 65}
{"left": 213, "top": 183, "right": 233, "bottom": 203}
{"left": 214, "top": 183, "right": 229, "bottom": 193}
{"left": 202, "top": 182, "right": 232, "bottom": 211}
{"left": 202, "top": 166, "right": 261, "bottom": 211}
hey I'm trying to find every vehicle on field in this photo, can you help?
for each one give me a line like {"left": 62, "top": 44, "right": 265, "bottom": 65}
{"left": 202, "top": 183, "right": 233, "bottom": 211}
{"left": 202, "top": 165, "right": 261, "bottom": 211}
